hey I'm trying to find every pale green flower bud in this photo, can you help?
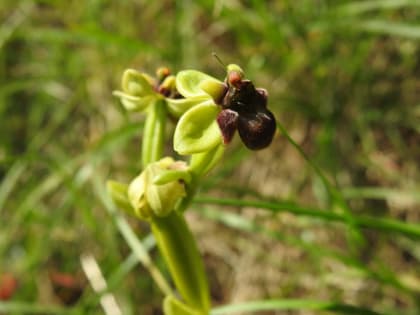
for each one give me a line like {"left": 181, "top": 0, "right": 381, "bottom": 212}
{"left": 128, "top": 158, "right": 188, "bottom": 219}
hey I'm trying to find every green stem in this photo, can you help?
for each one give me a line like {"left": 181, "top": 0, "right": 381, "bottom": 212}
{"left": 139, "top": 96, "right": 211, "bottom": 313}
{"left": 142, "top": 99, "right": 167, "bottom": 167}
{"left": 151, "top": 211, "right": 210, "bottom": 314}
{"left": 176, "top": 144, "right": 225, "bottom": 213}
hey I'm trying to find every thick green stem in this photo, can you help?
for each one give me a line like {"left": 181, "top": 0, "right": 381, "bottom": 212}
{"left": 142, "top": 99, "right": 167, "bottom": 167}
{"left": 139, "top": 96, "right": 211, "bottom": 313}
{"left": 151, "top": 211, "right": 210, "bottom": 314}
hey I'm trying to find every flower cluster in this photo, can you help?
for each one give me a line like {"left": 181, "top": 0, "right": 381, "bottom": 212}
{"left": 109, "top": 65, "right": 276, "bottom": 220}
{"left": 107, "top": 64, "right": 276, "bottom": 315}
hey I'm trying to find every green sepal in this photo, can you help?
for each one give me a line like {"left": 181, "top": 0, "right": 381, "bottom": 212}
{"left": 106, "top": 180, "right": 135, "bottom": 214}
{"left": 146, "top": 165, "right": 186, "bottom": 217}
{"left": 176, "top": 70, "right": 222, "bottom": 98}
{"left": 174, "top": 101, "right": 221, "bottom": 155}
{"left": 163, "top": 295, "right": 202, "bottom": 315}
{"left": 153, "top": 169, "right": 192, "bottom": 185}
{"left": 127, "top": 171, "right": 152, "bottom": 220}
{"left": 113, "top": 91, "right": 156, "bottom": 112}
{"left": 166, "top": 96, "right": 210, "bottom": 118}
{"left": 122, "top": 69, "right": 155, "bottom": 96}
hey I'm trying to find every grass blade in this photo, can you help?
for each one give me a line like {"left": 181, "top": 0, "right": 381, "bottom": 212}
{"left": 0, "top": 302, "right": 70, "bottom": 314}
{"left": 194, "top": 197, "right": 420, "bottom": 239}
{"left": 355, "top": 20, "right": 420, "bottom": 39}
{"left": 211, "top": 299, "right": 388, "bottom": 315}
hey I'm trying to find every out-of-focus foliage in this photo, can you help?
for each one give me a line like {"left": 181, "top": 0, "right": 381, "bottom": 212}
{"left": 0, "top": 1, "right": 419, "bottom": 314}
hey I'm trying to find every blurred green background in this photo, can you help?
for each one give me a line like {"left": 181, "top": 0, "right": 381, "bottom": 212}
{"left": 1, "top": 0, "right": 419, "bottom": 314}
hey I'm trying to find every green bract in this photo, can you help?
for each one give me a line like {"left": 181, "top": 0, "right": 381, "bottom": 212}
{"left": 174, "top": 100, "right": 221, "bottom": 155}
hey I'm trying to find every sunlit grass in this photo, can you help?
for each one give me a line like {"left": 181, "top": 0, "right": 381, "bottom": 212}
{"left": 1, "top": 0, "right": 419, "bottom": 314}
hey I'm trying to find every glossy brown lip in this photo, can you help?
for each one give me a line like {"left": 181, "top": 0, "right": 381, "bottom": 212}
{"left": 216, "top": 73, "right": 276, "bottom": 150}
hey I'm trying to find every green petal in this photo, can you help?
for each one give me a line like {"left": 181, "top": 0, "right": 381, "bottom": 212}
{"left": 166, "top": 96, "right": 210, "bottom": 118}
{"left": 174, "top": 101, "right": 221, "bottom": 155}
{"left": 176, "top": 70, "right": 221, "bottom": 98}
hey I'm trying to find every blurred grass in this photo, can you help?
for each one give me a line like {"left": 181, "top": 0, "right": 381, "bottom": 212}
{"left": 0, "top": 0, "right": 419, "bottom": 314}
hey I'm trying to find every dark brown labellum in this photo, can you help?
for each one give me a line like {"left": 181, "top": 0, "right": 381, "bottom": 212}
{"left": 237, "top": 109, "right": 276, "bottom": 150}
{"left": 218, "top": 77, "right": 275, "bottom": 150}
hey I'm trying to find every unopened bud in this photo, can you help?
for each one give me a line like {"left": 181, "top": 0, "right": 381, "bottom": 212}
{"left": 127, "top": 158, "right": 188, "bottom": 219}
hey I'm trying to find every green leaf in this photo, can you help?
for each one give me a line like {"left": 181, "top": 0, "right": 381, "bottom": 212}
{"left": 176, "top": 70, "right": 222, "bottom": 98}
{"left": 354, "top": 20, "right": 420, "bottom": 39}
{"left": 174, "top": 101, "right": 221, "bottom": 155}
{"left": 195, "top": 197, "right": 420, "bottom": 240}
